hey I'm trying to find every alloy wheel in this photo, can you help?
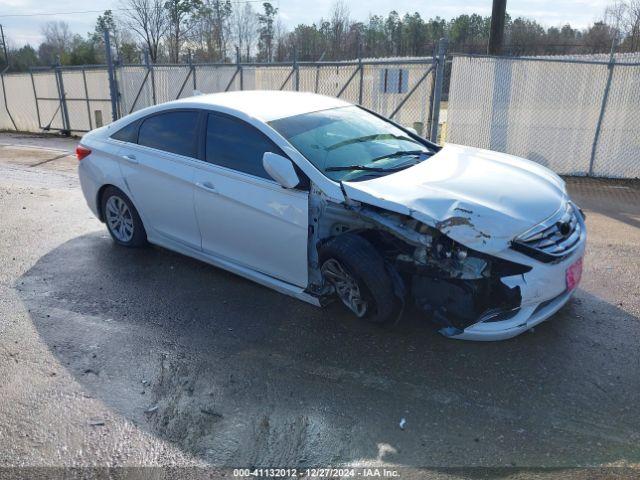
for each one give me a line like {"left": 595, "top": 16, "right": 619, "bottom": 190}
{"left": 321, "top": 258, "right": 368, "bottom": 317}
{"left": 105, "top": 195, "right": 134, "bottom": 243}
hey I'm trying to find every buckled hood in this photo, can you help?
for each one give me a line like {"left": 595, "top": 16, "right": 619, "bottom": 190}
{"left": 341, "top": 144, "right": 568, "bottom": 254}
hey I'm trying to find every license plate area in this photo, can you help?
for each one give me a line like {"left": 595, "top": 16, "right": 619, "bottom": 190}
{"left": 566, "top": 257, "right": 583, "bottom": 291}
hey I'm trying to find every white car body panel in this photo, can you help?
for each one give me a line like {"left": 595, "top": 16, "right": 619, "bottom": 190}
{"left": 454, "top": 238, "right": 585, "bottom": 341}
{"left": 147, "top": 229, "right": 321, "bottom": 307}
{"left": 78, "top": 136, "right": 129, "bottom": 218}
{"left": 78, "top": 91, "right": 587, "bottom": 342}
{"left": 174, "top": 90, "right": 352, "bottom": 122}
{"left": 342, "top": 143, "right": 568, "bottom": 255}
{"left": 118, "top": 143, "right": 202, "bottom": 249}
{"left": 192, "top": 161, "right": 309, "bottom": 288}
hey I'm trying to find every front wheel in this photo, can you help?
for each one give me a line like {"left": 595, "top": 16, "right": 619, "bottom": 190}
{"left": 319, "top": 233, "right": 399, "bottom": 324}
{"left": 101, "top": 186, "right": 148, "bottom": 247}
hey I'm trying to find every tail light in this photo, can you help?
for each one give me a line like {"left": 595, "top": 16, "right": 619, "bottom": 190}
{"left": 76, "top": 145, "right": 91, "bottom": 161}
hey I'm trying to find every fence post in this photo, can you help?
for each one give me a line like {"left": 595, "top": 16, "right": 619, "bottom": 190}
{"left": 429, "top": 37, "right": 447, "bottom": 143}
{"left": 293, "top": 45, "right": 299, "bottom": 91}
{"left": 81, "top": 68, "right": 93, "bottom": 130}
{"left": 0, "top": 73, "right": 17, "bottom": 130}
{"left": 54, "top": 56, "right": 71, "bottom": 134}
{"left": 29, "top": 70, "right": 41, "bottom": 129}
{"left": 358, "top": 42, "right": 364, "bottom": 105}
{"left": 189, "top": 49, "right": 196, "bottom": 91}
{"left": 236, "top": 46, "right": 243, "bottom": 90}
{"left": 104, "top": 29, "right": 119, "bottom": 121}
{"left": 589, "top": 53, "right": 615, "bottom": 176}
{"left": 144, "top": 49, "right": 157, "bottom": 105}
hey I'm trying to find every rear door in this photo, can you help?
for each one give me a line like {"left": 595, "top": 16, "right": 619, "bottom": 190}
{"left": 116, "top": 109, "right": 203, "bottom": 249}
{"left": 193, "top": 112, "right": 309, "bottom": 287}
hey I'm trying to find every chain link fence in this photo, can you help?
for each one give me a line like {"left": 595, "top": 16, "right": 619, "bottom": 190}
{"left": 7, "top": 43, "right": 638, "bottom": 179}
{"left": 446, "top": 54, "right": 640, "bottom": 178}
{"left": 0, "top": 54, "right": 442, "bottom": 142}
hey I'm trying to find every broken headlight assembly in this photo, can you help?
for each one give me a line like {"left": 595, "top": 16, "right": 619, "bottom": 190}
{"left": 396, "top": 224, "right": 532, "bottom": 331}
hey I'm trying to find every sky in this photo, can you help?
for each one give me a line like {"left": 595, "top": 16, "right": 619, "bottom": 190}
{"left": 0, "top": 0, "right": 613, "bottom": 47}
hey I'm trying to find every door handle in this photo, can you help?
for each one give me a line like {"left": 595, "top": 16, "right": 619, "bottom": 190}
{"left": 196, "top": 181, "right": 218, "bottom": 193}
{"left": 121, "top": 153, "right": 138, "bottom": 164}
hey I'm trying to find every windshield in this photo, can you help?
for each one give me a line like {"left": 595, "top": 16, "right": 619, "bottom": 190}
{"left": 269, "top": 106, "right": 434, "bottom": 182}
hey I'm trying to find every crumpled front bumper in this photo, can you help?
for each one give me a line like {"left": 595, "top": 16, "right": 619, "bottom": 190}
{"left": 442, "top": 232, "right": 586, "bottom": 342}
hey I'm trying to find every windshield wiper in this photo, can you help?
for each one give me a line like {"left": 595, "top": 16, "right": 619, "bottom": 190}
{"left": 368, "top": 149, "right": 430, "bottom": 163}
{"left": 326, "top": 133, "right": 417, "bottom": 151}
{"left": 325, "top": 165, "right": 392, "bottom": 172}
{"left": 325, "top": 163, "right": 417, "bottom": 173}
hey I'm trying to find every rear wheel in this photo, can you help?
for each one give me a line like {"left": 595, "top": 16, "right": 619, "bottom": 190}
{"left": 319, "top": 233, "right": 399, "bottom": 324}
{"left": 101, "top": 186, "right": 147, "bottom": 247}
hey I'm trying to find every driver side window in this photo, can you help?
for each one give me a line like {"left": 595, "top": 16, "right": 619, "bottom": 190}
{"left": 205, "top": 113, "right": 282, "bottom": 180}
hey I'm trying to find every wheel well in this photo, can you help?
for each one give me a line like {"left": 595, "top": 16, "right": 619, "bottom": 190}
{"left": 96, "top": 184, "right": 120, "bottom": 223}
{"left": 351, "top": 229, "right": 409, "bottom": 258}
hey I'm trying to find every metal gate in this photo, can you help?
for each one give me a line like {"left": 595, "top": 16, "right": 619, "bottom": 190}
{"left": 29, "top": 65, "right": 114, "bottom": 134}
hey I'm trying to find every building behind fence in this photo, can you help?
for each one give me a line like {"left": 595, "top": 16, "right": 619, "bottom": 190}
{"left": 446, "top": 53, "right": 640, "bottom": 178}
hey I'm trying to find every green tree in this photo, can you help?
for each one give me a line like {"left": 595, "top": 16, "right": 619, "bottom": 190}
{"left": 68, "top": 35, "right": 99, "bottom": 64}
{"left": 8, "top": 45, "right": 39, "bottom": 71}
{"left": 165, "top": 0, "right": 203, "bottom": 62}
{"left": 257, "top": 2, "right": 278, "bottom": 62}
{"left": 91, "top": 10, "right": 119, "bottom": 62}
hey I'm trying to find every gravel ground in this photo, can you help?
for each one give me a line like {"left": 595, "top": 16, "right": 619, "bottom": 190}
{"left": 0, "top": 133, "right": 639, "bottom": 478}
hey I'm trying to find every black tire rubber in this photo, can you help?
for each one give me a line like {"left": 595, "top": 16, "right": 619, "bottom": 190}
{"left": 101, "top": 186, "right": 148, "bottom": 247}
{"left": 319, "top": 233, "right": 399, "bottom": 324}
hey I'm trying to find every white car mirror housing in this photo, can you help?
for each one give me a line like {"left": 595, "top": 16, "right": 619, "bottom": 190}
{"left": 263, "top": 152, "right": 300, "bottom": 189}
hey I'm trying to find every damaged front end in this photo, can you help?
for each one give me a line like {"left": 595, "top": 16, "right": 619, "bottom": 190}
{"left": 350, "top": 205, "right": 531, "bottom": 335}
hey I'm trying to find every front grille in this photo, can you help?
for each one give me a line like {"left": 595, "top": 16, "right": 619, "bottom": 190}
{"left": 512, "top": 203, "right": 583, "bottom": 262}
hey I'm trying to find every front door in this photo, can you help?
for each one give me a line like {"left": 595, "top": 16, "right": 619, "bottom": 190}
{"left": 193, "top": 112, "right": 309, "bottom": 287}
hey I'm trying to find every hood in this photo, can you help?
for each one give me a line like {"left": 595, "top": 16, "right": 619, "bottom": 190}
{"left": 342, "top": 144, "right": 568, "bottom": 254}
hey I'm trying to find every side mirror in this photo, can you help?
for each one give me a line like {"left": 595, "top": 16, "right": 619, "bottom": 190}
{"left": 263, "top": 152, "right": 300, "bottom": 189}
{"left": 405, "top": 126, "right": 418, "bottom": 135}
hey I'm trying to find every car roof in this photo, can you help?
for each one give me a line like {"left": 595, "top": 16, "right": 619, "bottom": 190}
{"left": 171, "top": 90, "right": 352, "bottom": 122}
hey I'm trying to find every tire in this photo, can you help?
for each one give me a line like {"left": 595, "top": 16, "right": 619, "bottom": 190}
{"left": 319, "top": 233, "right": 399, "bottom": 324}
{"left": 101, "top": 186, "right": 148, "bottom": 247}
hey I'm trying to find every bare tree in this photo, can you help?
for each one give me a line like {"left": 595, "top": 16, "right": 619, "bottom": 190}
{"left": 119, "top": 0, "right": 168, "bottom": 62}
{"left": 232, "top": 3, "right": 258, "bottom": 61}
{"left": 329, "top": 0, "right": 350, "bottom": 59}
{"left": 273, "top": 18, "right": 289, "bottom": 60}
{"left": 191, "top": 0, "right": 232, "bottom": 61}
{"left": 605, "top": 0, "right": 640, "bottom": 51}
{"left": 39, "top": 21, "right": 72, "bottom": 64}
{"left": 41, "top": 21, "right": 72, "bottom": 52}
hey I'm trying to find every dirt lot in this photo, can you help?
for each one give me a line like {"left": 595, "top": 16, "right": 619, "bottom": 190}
{"left": 0, "top": 132, "right": 639, "bottom": 477}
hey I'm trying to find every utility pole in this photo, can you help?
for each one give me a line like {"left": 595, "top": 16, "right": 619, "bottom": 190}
{"left": 488, "top": 0, "right": 507, "bottom": 55}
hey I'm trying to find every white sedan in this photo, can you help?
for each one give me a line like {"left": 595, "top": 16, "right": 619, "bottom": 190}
{"left": 78, "top": 91, "right": 586, "bottom": 341}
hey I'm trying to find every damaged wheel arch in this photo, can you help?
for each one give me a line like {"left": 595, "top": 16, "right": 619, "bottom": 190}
{"left": 312, "top": 194, "right": 531, "bottom": 334}
{"left": 318, "top": 232, "right": 403, "bottom": 324}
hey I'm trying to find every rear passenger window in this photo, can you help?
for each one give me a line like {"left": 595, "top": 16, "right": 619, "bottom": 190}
{"left": 138, "top": 111, "right": 199, "bottom": 158}
{"left": 111, "top": 120, "right": 139, "bottom": 143}
{"left": 206, "top": 113, "right": 283, "bottom": 179}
